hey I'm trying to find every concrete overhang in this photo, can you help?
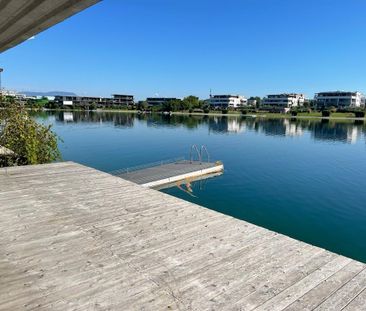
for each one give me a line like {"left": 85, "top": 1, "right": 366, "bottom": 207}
{"left": 0, "top": 0, "right": 100, "bottom": 53}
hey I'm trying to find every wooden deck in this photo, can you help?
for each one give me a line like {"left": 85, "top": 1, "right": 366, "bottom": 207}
{"left": 0, "top": 161, "right": 365, "bottom": 310}
{"left": 113, "top": 160, "right": 224, "bottom": 188}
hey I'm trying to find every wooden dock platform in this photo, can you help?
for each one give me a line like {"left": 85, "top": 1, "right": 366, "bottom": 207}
{"left": 1, "top": 161, "right": 366, "bottom": 310}
{"left": 113, "top": 160, "right": 224, "bottom": 188}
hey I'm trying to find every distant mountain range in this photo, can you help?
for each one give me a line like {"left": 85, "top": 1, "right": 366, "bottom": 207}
{"left": 21, "top": 91, "right": 77, "bottom": 97}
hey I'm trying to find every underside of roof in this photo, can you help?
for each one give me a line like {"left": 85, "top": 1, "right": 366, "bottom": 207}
{"left": 0, "top": 0, "right": 100, "bottom": 53}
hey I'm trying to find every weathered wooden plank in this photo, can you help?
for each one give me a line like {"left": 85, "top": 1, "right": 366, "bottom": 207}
{"left": 0, "top": 162, "right": 364, "bottom": 310}
{"left": 284, "top": 261, "right": 365, "bottom": 310}
{"left": 341, "top": 287, "right": 366, "bottom": 310}
{"left": 253, "top": 256, "right": 352, "bottom": 311}
{"left": 314, "top": 268, "right": 366, "bottom": 310}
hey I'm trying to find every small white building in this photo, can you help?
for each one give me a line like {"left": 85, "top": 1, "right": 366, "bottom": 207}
{"left": 247, "top": 98, "right": 258, "bottom": 106}
{"left": 314, "top": 91, "right": 365, "bottom": 108}
{"left": 262, "top": 93, "right": 305, "bottom": 108}
{"left": 207, "top": 95, "right": 247, "bottom": 109}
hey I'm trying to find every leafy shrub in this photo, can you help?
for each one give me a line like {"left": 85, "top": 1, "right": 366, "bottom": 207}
{"left": 221, "top": 109, "right": 228, "bottom": 114}
{"left": 89, "top": 103, "right": 97, "bottom": 110}
{"left": 328, "top": 106, "right": 337, "bottom": 113}
{"left": 321, "top": 110, "right": 331, "bottom": 117}
{"left": 354, "top": 111, "right": 365, "bottom": 118}
{"left": 0, "top": 101, "right": 61, "bottom": 167}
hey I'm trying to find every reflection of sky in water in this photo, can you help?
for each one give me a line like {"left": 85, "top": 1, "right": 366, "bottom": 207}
{"left": 35, "top": 111, "right": 366, "bottom": 263}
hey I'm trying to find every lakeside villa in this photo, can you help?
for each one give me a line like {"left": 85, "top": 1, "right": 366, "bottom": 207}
{"left": 262, "top": 93, "right": 305, "bottom": 108}
{"left": 206, "top": 94, "right": 247, "bottom": 108}
{"left": 54, "top": 94, "right": 134, "bottom": 107}
{"left": 314, "top": 91, "right": 365, "bottom": 108}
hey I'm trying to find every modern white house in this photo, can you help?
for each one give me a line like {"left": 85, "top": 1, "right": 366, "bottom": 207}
{"left": 247, "top": 98, "right": 258, "bottom": 106}
{"left": 314, "top": 91, "right": 365, "bottom": 108}
{"left": 207, "top": 95, "right": 247, "bottom": 109}
{"left": 262, "top": 93, "right": 305, "bottom": 108}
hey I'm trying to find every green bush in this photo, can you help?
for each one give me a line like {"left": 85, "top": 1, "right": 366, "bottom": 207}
{"left": 354, "top": 111, "right": 365, "bottom": 118}
{"left": 321, "top": 110, "right": 331, "bottom": 117}
{"left": 328, "top": 106, "right": 337, "bottom": 113}
{"left": 89, "top": 103, "right": 97, "bottom": 110}
{"left": 203, "top": 108, "right": 210, "bottom": 114}
{"left": 0, "top": 101, "right": 61, "bottom": 167}
{"left": 291, "top": 111, "right": 298, "bottom": 116}
{"left": 221, "top": 109, "right": 228, "bottom": 114}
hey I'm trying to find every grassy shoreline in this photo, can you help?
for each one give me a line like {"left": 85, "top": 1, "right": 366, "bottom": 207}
{"left": 38, "top": 108, "right": 366, "bottom": 121}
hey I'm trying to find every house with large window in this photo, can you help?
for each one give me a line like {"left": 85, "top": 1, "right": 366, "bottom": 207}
{"left": 314, "top": 91, "right": 365, "bottom": 108}
{"left": 262, "top": 93, "right": 305, "bottom": 108}
{"left": 112, "top": 94, "right": 134, "bottom": 106}
{"left": 54, "top": 94, "right": 134, "bottom": 107}
{"left": 207, "top": 95, "right": 247, "bottom": 109}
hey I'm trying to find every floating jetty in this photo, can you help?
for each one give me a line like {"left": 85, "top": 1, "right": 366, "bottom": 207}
{"left": 112, "top": 145, "right": 223, "bottom": 188}
{"left": 112, "top": 159, "right": 224, "bottom": 188}
{"left": 1, "top": 161, "right": 366, "bottom": 310}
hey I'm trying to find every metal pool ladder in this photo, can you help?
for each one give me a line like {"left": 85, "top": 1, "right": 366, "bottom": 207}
{"left": 190, "top": 144, "right": 210, "bottom": 164}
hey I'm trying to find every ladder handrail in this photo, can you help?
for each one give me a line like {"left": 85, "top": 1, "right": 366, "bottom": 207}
{"left": 190, "top": 144, "right": 201, "bottom": 163}
{"left": 200, "top": 145, "right": 210, "bottom": 163}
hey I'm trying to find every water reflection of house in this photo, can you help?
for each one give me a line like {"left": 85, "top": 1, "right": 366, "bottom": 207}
{"left": 347, "top": 127, "right": 360, "bottom": 144}
{"left": 113, "top": 114, "right": 134, "bottom": 128}
{"left": 55, "top": 111, "right": 134, "bottom": 127}
{"left": 258, "top": 119, "right": 287, "bottom": 136}
{"left": 255, "top": 119, "right": 303, "bottom": 137}
{"left": 208, "top": 117, "right": 245, "bottom": 134}
{"left": 311, "top": 121, "right": 361, "bottom": 144}
{"left": 63, "top": 112, "right": 74, "bottom": 122}
{"left": 283, "top": 119, "right": 303, "bottom": 137}
{"left": 227, "top": 118, "right": 245, "bottom": 133}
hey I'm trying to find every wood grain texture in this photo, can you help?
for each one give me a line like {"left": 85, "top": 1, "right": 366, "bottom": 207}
{"left": 0, "top": 161, "right": 364, "bottom": 310}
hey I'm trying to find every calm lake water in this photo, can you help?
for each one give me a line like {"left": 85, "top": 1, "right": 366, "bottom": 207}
{"left": 35, "top": 111, "right": 366, "bottom": 263}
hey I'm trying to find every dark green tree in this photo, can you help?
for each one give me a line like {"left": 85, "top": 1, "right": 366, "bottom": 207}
{"left": 182, "top": 96, "right": 200, "bottom": 110}
{"left": 162, "top": 99, "right": 182, "bottom": 112}
{"left": 136, "top": 100, "right": 148, "bottom": 110}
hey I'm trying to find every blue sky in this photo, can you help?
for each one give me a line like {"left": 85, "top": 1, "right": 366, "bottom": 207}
{"left": 1, "top": 0, "right": 366, "bottom": 100}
